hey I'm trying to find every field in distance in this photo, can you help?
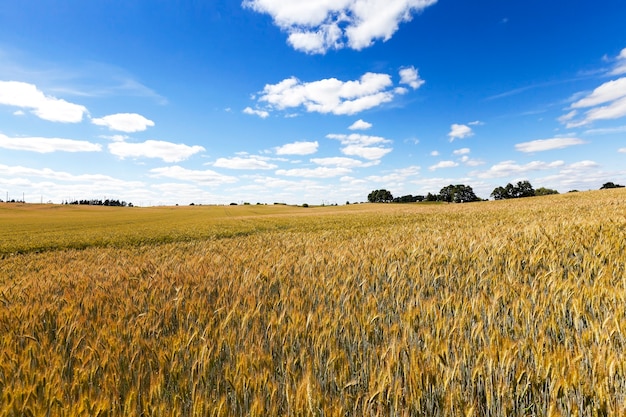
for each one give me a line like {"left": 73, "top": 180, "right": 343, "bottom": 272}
{"left": 1, "top": 189, "right": 625, "bottom": 416}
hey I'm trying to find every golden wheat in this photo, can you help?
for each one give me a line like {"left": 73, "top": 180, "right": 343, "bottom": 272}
{"left": 0, "top": 189, "right": 625, "bottom": 415}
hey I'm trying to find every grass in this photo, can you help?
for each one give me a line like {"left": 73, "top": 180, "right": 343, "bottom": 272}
{"left": 1, "top": 189, "right": 625, "bottom": 416}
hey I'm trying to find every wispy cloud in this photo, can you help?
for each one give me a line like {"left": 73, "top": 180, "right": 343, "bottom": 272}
{"left": 475, "top": 160, "right": 565, "bottom": 179}
{"left": 311, "top": 156, "right": 379, "bottom": 168}
{"left": 515, "top": 138, "right": 586, "bottom": 153}
{"left": 276, "top": 166, "right": 352, "bottom": 178}
{"left": 213, "top": 156, "right": 277, "bottom": 170}
{"left": 149, "top": 166, "right": 237, "bottom": 185}
{"left": 429, "top": 160, "right": 458, "bottom": 171}
{"left": 0, "top": 134, "right": 102, "bottom": 153}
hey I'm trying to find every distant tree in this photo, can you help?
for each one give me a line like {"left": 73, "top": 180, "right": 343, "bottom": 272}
{"left": 535, "top": 187, "right": 559, "bottom": 196}
{"left": 424, "top": 192, "right": 438, "bottom": 202}
{"left": 392, "top": 194, "right": 423, "bottom": 203}
{"left": 439, "top": 184, "right": 480, "bottom": 203}
{"left": 367, "top": 189, "right": 393, "bottom": 203}
{"left": 516, "top": 180, "right": 535, "bottom": 198}
{"left": 491, "top": 180, "right": 535, "bottom": 199}
{"left": 600, "top": 182, "right": 625, "bottom": 189}
{"left": 491, "top": 186, "right": 507, "bottom": 200}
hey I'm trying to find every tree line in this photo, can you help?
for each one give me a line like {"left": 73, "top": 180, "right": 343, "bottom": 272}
{"left": 368, "top": 181, "right": 624, "bottom": 204}
{"left": 63, "top": 199, "right": 133, "bottom": 207}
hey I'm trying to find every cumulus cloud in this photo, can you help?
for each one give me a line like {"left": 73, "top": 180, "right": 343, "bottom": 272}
{"left": 108, "top": 140, "right": 205, "bottom": 162}
{"left": 92, "top": 113, "right": 155, "bottom": 132}
{"left": 0, "top": 163, "right": 143, "bottom": 186}
{"left": 448, "top": 123, "right": 473, "bottom": 141}
{"left": 0, "top": 80, "right": 87, "bottom": 123}
{"left": 619, "top": 148, "right": 626, "bottom": 153}
{"left": 326, "top": 133, "right": 392, "bottom": 160}
{"left": 243, "top": 0, "right": 438, "bottom": 54}
{"left": 0, "top": 134, "right": 102, "bottom": 153}
{"left": 149, "top": 166, "right": 237, "bottom": 185}
{"left": 453, "top": 148, "right": 470, "bottom": 155}
{"left": 349, "top": 119, "right": 373, "bottom": 130}
{"left": 399, "top": 66, "right": 425, "bottom": 89}
{"left": 275, "top": 141, "right": 319, "bottom": 155}
{"left": 213, "top": 156, "right": 277, "bottom": 170}
{"left": 243, "top": 107, "right": 270, "bottom": 118}
{"left": 254, "top": 72, "right": 410, "bottom": 116}
{"left": 475, "top": 160, "right": 565, "bottom": 179}
{"left": 515, "top": 138, "right": 586, "bottom": 153}
{"left": 276, "top": 166, "right": 352, "bottom": 178}
{"left": 429, "top": 160, "right": 458, "bottom": 171}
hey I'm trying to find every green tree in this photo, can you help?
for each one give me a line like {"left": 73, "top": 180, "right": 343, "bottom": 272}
{"left": 439, "top": 184, "right": 480, "bottom": 203}
{"left": 535, "top": 187, "right": 559, "bottom": 196}
{"left": 600, "top": 182, "right": 625, "bottom": 189}
{"left": 491, "top": 186, "right": 507, "bottom": 200}
{"left": 367, "top": 189, "right": 393, "bottom": 203}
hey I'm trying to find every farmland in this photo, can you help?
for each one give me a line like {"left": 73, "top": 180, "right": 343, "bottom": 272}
{"left": 1, "top": 190, "right": 626, "bottom": 416}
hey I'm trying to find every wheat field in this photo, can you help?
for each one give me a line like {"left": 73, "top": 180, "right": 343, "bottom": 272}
{"left": 1, "top": 190, "right": 625, "bottom": 416}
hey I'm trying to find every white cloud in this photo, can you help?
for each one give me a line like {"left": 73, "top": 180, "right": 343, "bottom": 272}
{"left": 149, "top": 166, "right": 237, "bottom": 185}
{"left": 276, "top": 166, "right": 352, "bottom": 178}
{"left": 311, "top": 157, "right": 374, "bottom": 168}
{"left": 564, "top": 76, "right": 626, "bottom": 127}
{"left": 0, "top": 80, "right": 87, "bottom": 123}
{"left": 558, "top": 110, "right": 577, "bottom": 124}
{"left": 341, "top": 145, "right": 392, "bottom": 160}
{"left": 213, "top": 156, "right": 277, "bottom": 170}
{"left": 326, "top": 133, "right": 391, "bottom": 145}
{"left": 429, "top": 160, "right": 459, "bottom": 171}
{"left": 275, "top": 141, "right": 319, "bottom": 155}
{"left": 0, "top": 163, "right": 143, "bottom": 186}
{"left": 571, "top": 78, "right": 626, "bottom": 109}
{"left": 430, "top": 150, "right": 440, "bottom": 156}
{"left": 91, "top": 113, "right": 155, "bottom": 132}
{"left": 327, "top": 133, "right": 393, "bottom": 160}
{"left": 475, "top": 160, "right": 565, "bottom": 179}
{"left": 0, "top": 134, "right": 102, "bottom": 153}
{"left": 399, "top": 66, "right": 425, "bottom": 89}
{"left": 453, "top": 148, "right": 470, "bottom": 155}
{"left": 243, "top": 107, "right": 270, "bottom": 118}
{"left": 100, "top": 134, "right": 128, "bottom": 142}
{"left": 448, "top": 123, "right": 473, "bottom": 141}
{"left": 255, "top": 72, "right": 398, "bottom": 115}
{"left": 108, "top": 140, "right": 205, "bottom": 162}
{"left": 366, "top": 165, "right": 421, "bottom": 183}
{"left": 583, "top": 125, "right": 626, "bottom": 135}
{"left": 243, "top": 0, "right": 438, "bottom": 54}
{"left": 349, "top": 119, "right": 373, "bottom": 130}
{"left": 468, "top": 120, "right": 484, "bottom": 126}
{"left": 610, "top": 47, "right": 626, "bottom": 75}
{"left": 619, "top": 148, "right": 626, "bottom": 153}
{"left": 515, "top": 138, "right": 586, "bottom": 153}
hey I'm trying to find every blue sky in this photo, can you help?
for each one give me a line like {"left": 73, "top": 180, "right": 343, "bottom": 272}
{"left": 1, "top": 0, "right": 626, "bottom": 205}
